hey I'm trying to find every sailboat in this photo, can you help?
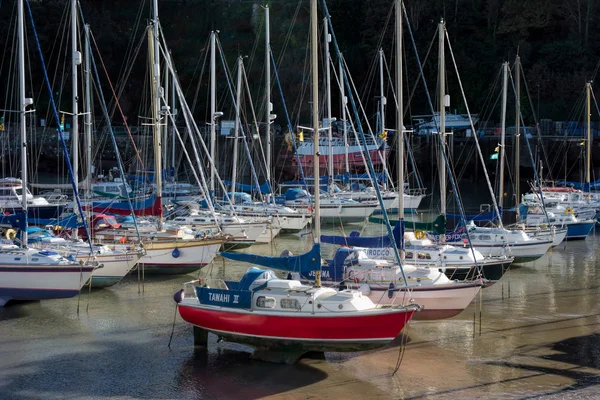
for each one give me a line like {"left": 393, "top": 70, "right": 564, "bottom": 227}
{"left": 0, "top": 0, "right": 95, "bottom": 306}
{"left": 314, "top": 6, "right": 482, "bottom": 320}
{"left": 175, "top": 0, "right": 418, "bottom": 362}
{"left": 212, "top": 16, "right": 309, "bottom": 235}
{"left": 24, "top": 5, "right": 144, "bottom": 289}
{"left": 445, "top": 62, "right": 552, "bottom": 263}
{"left": 322, "top": 48, "right": 425, "bottom": 212}
{"left": 0, "top": 178, "right": 66, "bottom": 219}
{"left": 520, "top": 82, "right": 596, "bottom": 239}
{"left": 96, "top": 1, "right": 227, "bottom": 274}
{"left": 185, "top": 28, "right": 307, "bottom": 238}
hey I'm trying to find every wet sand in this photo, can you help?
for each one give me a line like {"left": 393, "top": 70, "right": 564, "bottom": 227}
{"left": 1, "top": 227, "right": 600, "bottom": 399}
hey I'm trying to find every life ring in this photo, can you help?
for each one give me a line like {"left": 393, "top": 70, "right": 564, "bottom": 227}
{"left": 415, "top": 230, "right": 426, "bottom": 240}
{"left": 564, "top": 207, "right": 574, "bottom": 215}
{"left": 5, "top": 229, "right": 16, "bottom": 240}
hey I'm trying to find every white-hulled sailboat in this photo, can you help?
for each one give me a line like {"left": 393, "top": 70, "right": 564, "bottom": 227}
{"left": 0, "top": 0, "right": 95, "bottom": 306}
{"left": 96, "top": 3, "right": 227, "bottom": 274}
{"left": 318, "top": 15, "right": 482, "bottom": 320}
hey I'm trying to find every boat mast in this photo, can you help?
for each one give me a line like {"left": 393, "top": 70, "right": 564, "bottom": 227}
{"left": 71, "top": 0, "right": 80, "bottom": 237}
{"left": 586, "top": 81, "right": 592, "bottom": 190}
{"left": 84, "top": 24, "right": 92, "bottom": 200}
{"left": 230, "top": 56, "right": 242, "bottom": 210}
{"left": 379, "top": 48, "right": 387, "bottom": 192}
{"left": 438, "top": 19, "right": 446, "bottom": 244}
{"left": 210, "top": 31, "right": 216, "bottom": 192}
{"left": 498, "top": 62, "right": 508, "bottom": 211}
{"left": 163, "top": 54, "right": 169, "bottom": 178}
{"left": 171, "top": 60, "right": 176, "bottom": 177}
{"left": 151, "top": 0, "right": 163, "bottom": 230}
{"left": 18, "top": 0, "right": 30, "bottom": 247}
{"left": 514, "top": 55, "right": 521, "bottom": 220}
{"left": 311, "top": 0, "right": 321, "bottom": 286}
{"left": 265, "top": 6, "right": 272, "bottom": 194}
{"left": 324, "top": 18, "right": 333, "bottom": 194}
{"left": 395, "top": 0, "right": 404, "bottom": 260}
{"left": 340, "top": 55, "right": 349, "bottom": 188}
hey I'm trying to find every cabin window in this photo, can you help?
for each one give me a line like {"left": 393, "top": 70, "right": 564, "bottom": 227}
{"left": 256, "top": 296, "right": 276, "bottom": 308}
{"left": 479, "top": 235, "right": 491, "bottom": 241}
{"left": 14, "top": 257, "right": 21, "bottom": 261}
{"left": 406, "top": 252, "right": 414, "bottom": 259}
{"left": 31, "top": 258, "right": 38, "bottom": 261}
{"left": 417, "top": 253, "right": 431, "bottom": 260}
{"left": 281, "top": 298, "right": 300, "bottom": 310}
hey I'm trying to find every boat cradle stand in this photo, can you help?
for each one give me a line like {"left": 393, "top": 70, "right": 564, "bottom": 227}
{"left": 192, "top": 326, "right": 313, "bottom": 364}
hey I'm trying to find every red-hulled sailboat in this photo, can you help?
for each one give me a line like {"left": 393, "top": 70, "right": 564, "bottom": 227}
{"left": 175, "top": 244, "right": 418, "bottom": 356}
{"left": 175, "top": 0, "right": 417, "bottom": 362}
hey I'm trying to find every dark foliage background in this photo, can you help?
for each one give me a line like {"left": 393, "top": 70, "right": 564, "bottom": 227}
{"left": 1, "top": 0, "right": 598, "bottom": 128}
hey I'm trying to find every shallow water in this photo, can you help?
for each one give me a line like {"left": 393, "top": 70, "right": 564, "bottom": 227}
{"left": 1, "top": 223, "right": 600, "bottom": 399}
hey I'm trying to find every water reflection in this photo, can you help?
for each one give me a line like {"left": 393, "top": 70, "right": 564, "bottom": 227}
{"left": 176, "top": 345, "right": 328, "bottom": 399}
{"left": 0, "top": 226, "right": 599, "bottom": 398}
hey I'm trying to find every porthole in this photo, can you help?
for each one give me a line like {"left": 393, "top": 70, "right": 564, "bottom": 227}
{"left": 256, "top": 296, "right": 276, "bottom": 308}
{"left": 281, "top": 298, "right": 300, "bottom": 310}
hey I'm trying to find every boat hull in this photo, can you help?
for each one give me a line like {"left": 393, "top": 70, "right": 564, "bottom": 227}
{"left": 0, "top": 264, "right": 95, "bottom": 306}
{"left": 360, "top": 284, "right": 480, "bottom": 320}
{"left": 178, "top": 303, "right": 415, "bottom": 352}
{"left": 454, "top": 240, "right": 553, "bottom": 264}
{"left": 565, "top": 221, "right": 595, "bottom": 240}
{"left": 3, "top": 204, "right": 65, "bottom": 220}
{"left": 388, "top": 194, "right": 424, "bottom": 210}
{"left": 443, "top": 259, "right": 512, "bottom": 284}
{"left": 256, "top": 226, "right": 282, "bottom": 243}
{"left": 220, "top": 241, "right": 255, "bottom": 251}
{"left": 524, "top": 228, "right": 568, "bottom": 247}
{"left": 137, "top": 240, "right": 222, "bottom": 274}
{"left": 280, "top": 148, "right": 390, "bottom": 176}
{"left": 290, "top": 204, "right": 377, "bottom": 224}
{"left": 84, "top": 253, "right": 140, "bottom": 288}
{"left": 274, "top": 214, "right": 309, "bottom": 233}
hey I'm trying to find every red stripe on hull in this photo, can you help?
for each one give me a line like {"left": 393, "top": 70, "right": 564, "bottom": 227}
{"left": 178, "top": 304, "right": 414, "bottom": 342}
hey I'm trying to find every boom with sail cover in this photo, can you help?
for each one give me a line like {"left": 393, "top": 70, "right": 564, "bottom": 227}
{"left": 221, "top": 244, "right": 321, "bottom": 274}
